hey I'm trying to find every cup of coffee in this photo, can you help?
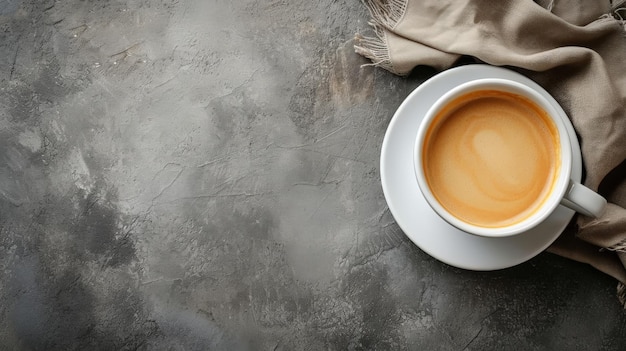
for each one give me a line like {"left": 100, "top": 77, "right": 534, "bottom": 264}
{"left": 413, "top": 78, "right": 606, "bottom": 238}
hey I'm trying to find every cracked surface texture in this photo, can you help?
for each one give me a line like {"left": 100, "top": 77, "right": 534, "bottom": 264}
{"left": 1, "top": 0, "right": 625, "bottom": 350}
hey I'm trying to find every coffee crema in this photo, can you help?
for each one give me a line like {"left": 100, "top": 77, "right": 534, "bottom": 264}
{"left": 422, "top": 90, "right": 560, "bottom": 228}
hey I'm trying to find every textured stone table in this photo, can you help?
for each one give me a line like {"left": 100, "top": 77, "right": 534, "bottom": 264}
{"left": 1, "top": 0, "right": 625, "bottom": 350}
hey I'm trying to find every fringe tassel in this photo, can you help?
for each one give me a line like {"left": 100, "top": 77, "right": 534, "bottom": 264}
{"left": 618, "top": 282, "right": 626, "bottom": 309}
{"left": 612, "top": 0, "right": 626, "bottom": 12}
{"left": 606, "top": 238, "right": 626, "bottom": 252}
{"left": 354, "top": 30, "right": 397, "bottom": 74}
{"left": 354, "top": 0, "right": 409, "bottom": 75}
{"left": 616, "top": 9, "right": 626, "bottom": 32}
{"left": 604, "top": 0, "right": 626, "bottom": 33}
{"left": 361, "top": 0, "right": 408, "bottom": 30}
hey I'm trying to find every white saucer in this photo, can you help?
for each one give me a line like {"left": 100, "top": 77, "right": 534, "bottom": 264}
{"left": 380, "top": 64, "right": 581, "bottom": 270}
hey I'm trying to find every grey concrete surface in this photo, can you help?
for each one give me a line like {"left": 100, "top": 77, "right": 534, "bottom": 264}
{"left": 1, "top": 0, "right": 625, "bottom": 350}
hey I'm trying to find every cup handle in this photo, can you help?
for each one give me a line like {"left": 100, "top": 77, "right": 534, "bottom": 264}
{"left": 560, "top": 181, "right": 607, "bottom": 218}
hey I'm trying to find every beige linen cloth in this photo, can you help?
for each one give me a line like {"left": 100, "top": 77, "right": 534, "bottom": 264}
{"left": 355, "top": 0, "right": 626, "bottom": 307}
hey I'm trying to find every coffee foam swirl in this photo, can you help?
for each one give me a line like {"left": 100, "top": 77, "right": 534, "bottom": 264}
{"left": 423, "top": 90, "right": 559, "bottom": 228}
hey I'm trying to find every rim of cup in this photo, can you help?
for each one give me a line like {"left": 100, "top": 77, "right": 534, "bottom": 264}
{"left": 413, "top": 78, "right": 573, "bottom": 238}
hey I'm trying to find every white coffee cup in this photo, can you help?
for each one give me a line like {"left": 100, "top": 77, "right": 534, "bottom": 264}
{"left": 413, "top": 78, "right": 606, "bottom": 238}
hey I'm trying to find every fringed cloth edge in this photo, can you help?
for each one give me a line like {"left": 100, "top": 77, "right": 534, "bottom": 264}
{"left": 607, "top": 237, "right": 626, "bottom": 252}
{"left": 600, "top": 0, "right": 626, "bottom": 32}
{"left": 607, "top": 234, "right": 625, "bottom": 310}
{"left": 354, "top": 0, "right": 408, "bottom": 75}
{"left": 355, "top": 0, "right": 626, "bottom": 75}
